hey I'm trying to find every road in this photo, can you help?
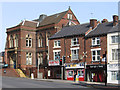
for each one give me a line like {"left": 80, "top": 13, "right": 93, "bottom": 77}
{"left": 2, "top": 76, "right": 91, "bottom": 88}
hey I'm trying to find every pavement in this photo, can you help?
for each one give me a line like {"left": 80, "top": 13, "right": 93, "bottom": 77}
{"left": 34, "top": 78, "right": 120, "bottom": 89}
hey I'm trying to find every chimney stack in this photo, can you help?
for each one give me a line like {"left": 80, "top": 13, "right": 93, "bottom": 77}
{"left": 101, "top": 19, "right": 108, "bottom": 23}
{"left": 90, "top": 19, "right": 97, "bottom": 29}
{"left": 113, "top": 15, "right": 118, "bottom": 26}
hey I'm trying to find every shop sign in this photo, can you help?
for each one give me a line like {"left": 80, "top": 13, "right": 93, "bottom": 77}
{"left": 108, "top": 64, "right": 120, "bottom": 69}
{"left": 86, "top": 65, "right": 105, "bottom": 69}
{"left": 48, "top": 60, "right": 60, "bottom": 66}
{"left": 65, "top": 63, "right": 84, "bottom": 69}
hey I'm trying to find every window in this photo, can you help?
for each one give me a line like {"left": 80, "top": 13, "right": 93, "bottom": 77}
{"left": 71, "top": 49, "right": 79, "bottom": 60}
{"left": 38, "top": 35, "right": 43, "bottom": 47}
{"left": 46, "top": 32, "right": 51, "bottom": 46}
{"left": 68, "top": 70, "right": 73, "bottom": 77}
{"left": 54, "top": 51, "right": 60, "bottom": 60}
{"left": 78, "top": 70, "right": 84, "bottom": 77}
{"left": 14, "top": 35, "right": 18, "bottom": 48}
{"left": 111, "top": 71, "right": 120, "bottom": 80}
{"left": 92, "top": 50, "right": 100, "bottom": 61}
{"left": 67, "top": 13, "right": 72, "bottom": 20}
{"left": 54, "top": 40, "right": 60, "bottom": 47}
{"left": 71, "top": 38, "right": 79, "bottom": 46}
{"left": 111, "top": 36, "right": 120, "bottom": 43}
{"left": 92, "top": 37, "right": 100, "bottom": 46}
{"left": 38, "top": 53, "right": 43, "bottom": 64}
{"left": 26, "top": 52, "right": 32, "bottom": 65}
{"left": 10, "top": 35, "right": 13, "bottom": 48}
{"left": 26, "top": 34, "right": 32, "bottom": 47}
{"left": 112, "top": 49, "right": 120, "bottom": 60}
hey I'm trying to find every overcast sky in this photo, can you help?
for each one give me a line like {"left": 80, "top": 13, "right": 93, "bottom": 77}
{"left": 0, "top": 1, "right": 119, "bottom": 52}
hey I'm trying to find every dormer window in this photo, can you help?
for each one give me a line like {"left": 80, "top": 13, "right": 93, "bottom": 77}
{"left": 67, "top": 13, "right": 72, "bottom": 20}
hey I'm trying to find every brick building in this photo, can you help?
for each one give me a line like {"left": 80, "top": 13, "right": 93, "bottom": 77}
{"left": 5, "top": 7, "right": 80, "bottom": 78}
{"left": 48, "top": 15, "right": 119, "bottom": 82}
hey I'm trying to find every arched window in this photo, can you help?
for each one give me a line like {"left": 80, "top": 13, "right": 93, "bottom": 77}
{"left": 38, "top": 34, "right": 43, "bottom": 47}
{"left": 46, "top": 32, "right": 51, "bottom": 46}
{"left": 26, "top": 34, "right": 32, "bottom": 47}
{"left": 26, "top": 52, "right": 32, "bottom": 65}
{"left": 38, "top": 53, "right": 43, "bottom": 65}
{"left": 14, "top": 34, "right": 18, "bottom": 48}
{"left": 9, "top": 35, "right": 13, "bottom": 48}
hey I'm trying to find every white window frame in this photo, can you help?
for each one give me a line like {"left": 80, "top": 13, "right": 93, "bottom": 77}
{"left": 112, "top": 49, "right": 120, "bottom": 61}
{"left": 92, "top": 37, "right": 100, "bottom": 46}
{"left": 111, "top": 35, "right": 120, "bottom": 44}
{"left": 38, "top": 36, "right": 43, "bottom": 47}
{"left": 10, "top": 35, "right": 13, "bottom": 48}
{"left": 71, "top": 38, "right": 79, "bottom": 46}
{"left": 14, "top": 35, "right": 18, "bottom": 48}
{"left": 26, "top": 52, "right": 32, "bottom": 65}
{"left": 54, "top": 40, "right": 61, "bottom": 48}
{"left": 91, "top": 48, "right": 101, "bottom": 61}
{"left": 53, "top": 50, "right": 61, "bottom": 60}
{"left": 111, "top": 71, "right": 120, "bottom": 80}
{"left": 26, "top": 35, "right": 32, "bottom": 47}
{"left": 67, "top": 13, "right": 72, "bottom": 20}
{"left": 71, "top": 49, "right": 79, "bottom": 60}
{"left": 38, "top": 53, "right": 43, "bottom": 64}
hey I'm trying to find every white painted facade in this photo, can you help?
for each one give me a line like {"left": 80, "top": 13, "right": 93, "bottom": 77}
{"left": 107, "top": 32, "right": 120, "bottom": 84}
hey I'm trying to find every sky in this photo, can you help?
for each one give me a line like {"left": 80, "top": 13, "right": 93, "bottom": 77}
{"left": 0, "top": 1, "right": 119, "bottom": 52}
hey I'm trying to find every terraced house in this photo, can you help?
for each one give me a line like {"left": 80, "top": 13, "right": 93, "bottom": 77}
{"left": 48, "top": 15, "right": 119, "bottom": 84}
{"left": 5, "top": 7, "right": 80, "bottom": 78}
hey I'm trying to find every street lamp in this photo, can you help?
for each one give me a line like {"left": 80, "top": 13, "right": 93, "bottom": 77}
{"left": 37, "top": 58, "right": 40, "bottom": 79}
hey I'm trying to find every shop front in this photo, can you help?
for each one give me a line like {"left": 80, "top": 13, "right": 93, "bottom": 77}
{"left": 48, "top": 60, "right": 61, "bottom": 79}
{"left": 107, "top": 64, "right": 120, "bottom": 84}
{"left": 65, "top": 63, "right": 84, "bottom": 81}
{"left": 86, "top": 64, "right": 106, "bottom": 82}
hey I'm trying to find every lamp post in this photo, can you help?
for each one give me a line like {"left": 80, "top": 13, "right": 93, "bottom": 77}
{"left": 37, "top": 58, "right": 40, "bottom": 79}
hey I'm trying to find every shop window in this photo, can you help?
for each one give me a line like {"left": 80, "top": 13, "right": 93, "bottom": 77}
{"left": 78, "top": 70, "right": 84, "bottom": 77}
{"left": 111, "top": 71, "right": 120, "bottom": 80}
{"left": 68, "top": 70, "right": 73, "bottom": 77}
{"left": 92, "top": 37, "right": 100, "bottom": 46}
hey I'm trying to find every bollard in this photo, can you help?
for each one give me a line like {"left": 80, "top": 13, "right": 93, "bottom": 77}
{"left": 31, "top": 73, "right": 34, "bottom": 79}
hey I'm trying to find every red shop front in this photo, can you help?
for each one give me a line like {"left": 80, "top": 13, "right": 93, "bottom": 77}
{"left": 65, "top": 63, "right": 84, "bottom": 81}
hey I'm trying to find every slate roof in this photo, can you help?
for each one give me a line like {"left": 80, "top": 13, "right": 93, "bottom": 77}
{"left": 49, "top": 21, "right": 120, "bottom": 40}
{"left": 86, "top": 22, "right": 113, "bottom": 37}
{"left": 49, "top": 23, "right": 90, "bottom": 39}
{"left": 34, "top": 10, "right": 68, "bottom": 27}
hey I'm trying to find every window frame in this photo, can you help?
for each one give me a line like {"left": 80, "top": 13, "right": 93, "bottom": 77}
{"left": 26, "top": 35, "right": 32, "bottom": 47}
{"left": 67, "top": 13, "right": 72, "bottom": 20}
{"left": 54, "top": 40, "right": 61, "bottom": 48}
{"left": 91, "top": 50, "right": 100, "bottom": 61}
{"left": 54, "top": 51, "right": 60, "bottom": 60}
{"left": 71, "top": 38, "right": 79, "bottom": 46}
{"left": 26, "top": 52, "right": 32, "bottom": 65}
{"left": 92, "top": 37, "right": 100, "bottom": 46}
{"left": 71, "top": 49, "right": 79, "bottom": 60}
